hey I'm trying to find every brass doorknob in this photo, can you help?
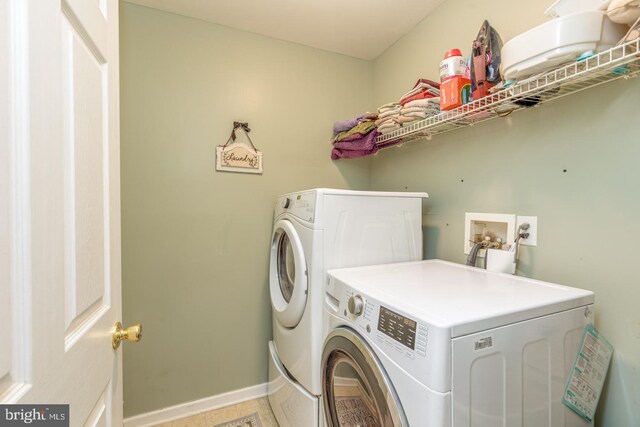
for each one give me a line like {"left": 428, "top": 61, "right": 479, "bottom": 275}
{"left": 112, "top": 322, "right": 143, "bottom": 349}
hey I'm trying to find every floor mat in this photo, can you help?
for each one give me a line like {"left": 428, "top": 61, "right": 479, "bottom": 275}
{"left": 213, "top": 412, "right": 263, "bottom": 427}
{"left": 335, "top": 396, "right": 380, "bottom": 427}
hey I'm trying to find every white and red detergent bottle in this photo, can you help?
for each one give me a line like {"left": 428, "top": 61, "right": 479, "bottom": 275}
{"left": 439, "top": 49, "right": 471, "bottom": 111}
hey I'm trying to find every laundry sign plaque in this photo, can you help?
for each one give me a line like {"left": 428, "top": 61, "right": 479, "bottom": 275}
{"left": 216, "top": 122, "right": 263, "bottom": 174}
{"left": 216, "top": 145, "right": 262, "bottom": 173}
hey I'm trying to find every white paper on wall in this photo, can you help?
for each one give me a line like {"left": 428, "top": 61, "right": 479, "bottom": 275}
{"left": 562, "top": 324, "right": 614, "bottom": 422}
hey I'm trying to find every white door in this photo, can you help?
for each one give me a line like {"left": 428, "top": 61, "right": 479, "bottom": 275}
{"left": 1, "top": 0, "right": 126, "bottom": 425}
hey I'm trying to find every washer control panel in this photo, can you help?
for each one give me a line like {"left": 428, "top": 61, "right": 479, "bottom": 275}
{"left": 327, "top": 274, "right": 453, "bottom": 392}
{"left": 340, "top": 287, "right": 428, "bottom": 362}
{"left": 378, "top": 306, "right": 416, "bottom": 350}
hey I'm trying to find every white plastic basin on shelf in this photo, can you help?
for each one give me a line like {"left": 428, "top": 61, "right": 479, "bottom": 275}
{"left": 501, "top": 11, "right": 627, "bottom": 81}
{"left": 544, "top": 0, "right": 611, "bottom": 18}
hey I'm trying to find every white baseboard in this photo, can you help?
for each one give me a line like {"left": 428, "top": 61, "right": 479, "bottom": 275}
{"left": 123, "top": 383, "right": 268, "bottom": 427}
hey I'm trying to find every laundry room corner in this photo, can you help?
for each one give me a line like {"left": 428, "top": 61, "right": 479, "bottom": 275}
{"left": 369, "top": 0, "right": 640, "bottom": 424}
{"left": 118, "top": 3, "right": 375, "bottom": 418}
{"left": 8, "top": 0, "right": 640, "bottom": 424}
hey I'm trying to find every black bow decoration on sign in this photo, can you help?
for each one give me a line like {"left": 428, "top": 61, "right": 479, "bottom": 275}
{"left": 223, "top": 121, "right": 256, "bottom": 149}
{"left": 231, "top": 121, "right": 251, "bottom": 141}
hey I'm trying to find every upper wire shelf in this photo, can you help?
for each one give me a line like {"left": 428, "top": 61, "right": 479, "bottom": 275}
{"left": 376, "top": 38, "right": 640, "bottom": 149}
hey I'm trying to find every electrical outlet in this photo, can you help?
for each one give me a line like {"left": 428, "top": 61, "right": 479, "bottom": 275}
{"left": 516, "top": 216, "right": 537, "bottom": 246}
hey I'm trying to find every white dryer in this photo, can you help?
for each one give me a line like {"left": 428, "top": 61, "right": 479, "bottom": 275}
{"left": 268, "top": 188, "right": 428, "bottom": 427}
{"left": 322, "top": 260, "right": 595, "bottom": 427}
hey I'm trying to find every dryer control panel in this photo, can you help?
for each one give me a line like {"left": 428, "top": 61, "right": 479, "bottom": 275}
{"left": 274, "top": 191, "right": 317, "bottom": 222}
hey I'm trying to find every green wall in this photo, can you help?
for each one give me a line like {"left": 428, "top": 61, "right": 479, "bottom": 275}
{"left": 119, "top": 3, "right": 372, "bottom": 417}
{"left": 371, "top": 0, "right": 640, "bottom": 425}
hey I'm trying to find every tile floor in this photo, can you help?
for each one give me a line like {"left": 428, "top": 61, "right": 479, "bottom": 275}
{"left": 156, "top": 397, "right": 279, "bottom": 427}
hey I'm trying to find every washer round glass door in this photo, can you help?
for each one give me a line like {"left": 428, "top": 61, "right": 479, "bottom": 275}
{"left": 269, "top": 219, "right": 308, "bottom": 328}
{"left": 322, "top": 327, "right": 407, "bottom": 427}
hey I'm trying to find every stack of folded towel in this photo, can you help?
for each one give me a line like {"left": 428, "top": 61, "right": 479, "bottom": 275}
{"left": 331, "top": 79, "right": 443, "bottom": 159}
{"left": 375, "top": 102, "right": 402, "bottom": 135}
{"left": 397, "top": 97, "right": 441, "bottom": 125}
{"left": 399, "top": 79, "right": 440, "bottom": 106}
{"left": 373, "top": 79, "right": 442, "bottom": 135}
{"left": 331, "top": 113, "right": 379, "bottom": 160}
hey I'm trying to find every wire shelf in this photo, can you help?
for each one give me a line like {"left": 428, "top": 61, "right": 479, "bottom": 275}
{"left": 375, "top": 38, "right": 640, "bottom": 149}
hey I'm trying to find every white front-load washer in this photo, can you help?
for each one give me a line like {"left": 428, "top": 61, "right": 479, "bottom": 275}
{"left": 268, "top": 188, "right": 428, "bottom": 427}
{"left": 322, "top": 260, "right": 594, "bottom": 427}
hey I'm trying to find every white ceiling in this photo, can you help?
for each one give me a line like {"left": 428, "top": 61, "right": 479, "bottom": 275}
{"left": 124, "top": 0, "right": 446, "bottom": 60}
